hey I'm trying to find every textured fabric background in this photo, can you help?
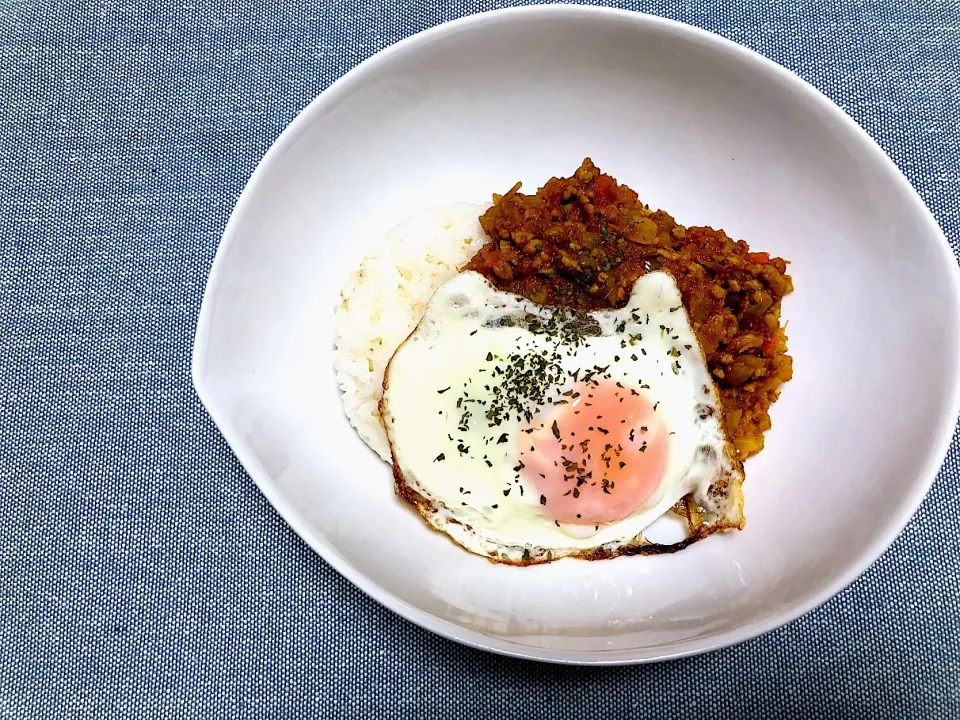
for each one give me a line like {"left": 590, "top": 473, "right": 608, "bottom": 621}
{"left": 1, "top": 0, "right": 958, "bottom": 717}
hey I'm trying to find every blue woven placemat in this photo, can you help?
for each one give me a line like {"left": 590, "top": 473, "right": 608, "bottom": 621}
{"left": 2, "top": 0, "right": 958, "bottom": 716}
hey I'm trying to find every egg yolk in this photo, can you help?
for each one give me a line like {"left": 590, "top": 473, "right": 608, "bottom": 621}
{"left": 519, "top": 380, "right": 669, "bottom": 525}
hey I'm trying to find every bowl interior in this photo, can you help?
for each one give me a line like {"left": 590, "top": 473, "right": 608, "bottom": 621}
{"left": 193, "top": 8, "right": 960, "bottom": 662}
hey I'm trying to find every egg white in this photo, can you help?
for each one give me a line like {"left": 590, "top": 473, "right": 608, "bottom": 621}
{"left": 381, "top": 271, "right": 742, "bottom": 563}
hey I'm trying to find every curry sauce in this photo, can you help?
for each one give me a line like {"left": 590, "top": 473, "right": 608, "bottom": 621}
{"left": 464, "top": 158, "right": 793, "bottom": 459}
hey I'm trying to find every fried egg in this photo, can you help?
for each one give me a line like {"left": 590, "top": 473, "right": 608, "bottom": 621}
{"left": 380, "top": 271, "right": 743, "bottom": 564}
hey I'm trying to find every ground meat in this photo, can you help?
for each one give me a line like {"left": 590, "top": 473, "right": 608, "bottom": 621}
{"left": 464, "top": 158, "right": 793, "bottom": 460}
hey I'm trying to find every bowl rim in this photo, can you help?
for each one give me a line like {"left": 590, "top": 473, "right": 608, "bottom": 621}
{"left": 192, "top": 3, "right": 960, "bottom": 665}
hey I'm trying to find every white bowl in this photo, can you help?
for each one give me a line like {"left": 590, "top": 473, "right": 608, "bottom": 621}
{"left": 192, "top": 6, "right": 960, "bottom": 663}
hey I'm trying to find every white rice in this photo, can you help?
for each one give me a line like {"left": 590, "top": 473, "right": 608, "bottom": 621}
{"left": 333, "top": 203, "right": 491, "bottom": 461}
